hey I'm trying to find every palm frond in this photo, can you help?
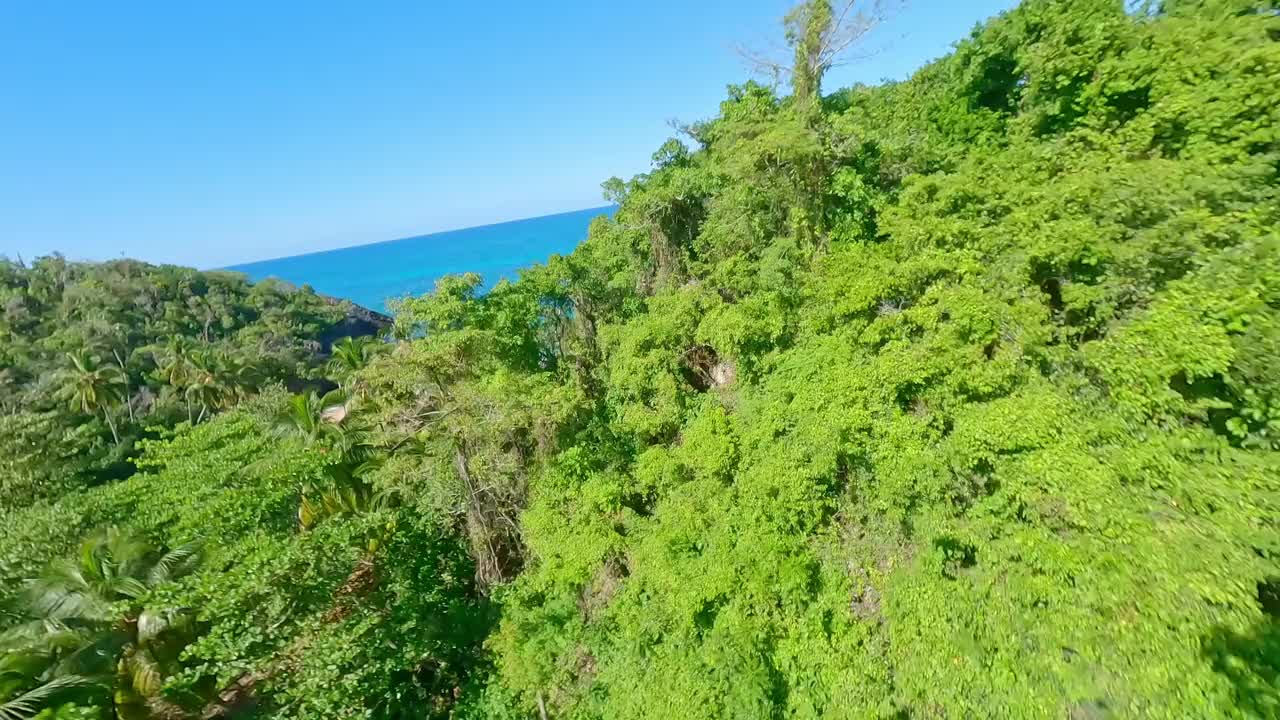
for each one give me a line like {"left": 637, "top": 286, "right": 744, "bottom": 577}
{"left": 41, "top": 560, "right": 89, "bottom": 595}
{"left": 100, "top": 528, "right": 152, "bottom": 576}
{"left": 110, "top": 577, "right": 149, "bottom": 601}
{"left": 0, "top": 648, "right": 49, "bottom": 679}
{"left": 0, "top": 621, "right": 54, "bottom": 651}
{"left": 352, "top": 455, "right": 385, "bottom": 480}
{"left": 319, "top": 388, "right": 348, "bottom": 408}
{"left": 369, "top": 487, "right": 400, "bottom": 512}
{"left": 146, "top": 541, "right": 202, "bottom": 587}
{"left": 298, "top": 495, "right": 320, "bottom": 530}
{"left": 24, "top": 582, "right": 110, "bottom": 625}
{"left": 0, "top": 675, "right": 92, "bottom": 720}
{"left": 0, "top": 620, "right": 88, "bottom": 658}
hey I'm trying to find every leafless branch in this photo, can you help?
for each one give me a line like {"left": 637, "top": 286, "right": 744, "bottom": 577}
{"left": 734, "top": 42, "right": 789, "bottom": 86}
{"left": 736, "top": 0, "right": 903, "bottom": 90}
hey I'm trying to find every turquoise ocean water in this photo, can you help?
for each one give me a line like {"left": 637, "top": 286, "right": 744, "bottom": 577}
{"left": 228, "top": 205, "right": 613, "bottom": 313}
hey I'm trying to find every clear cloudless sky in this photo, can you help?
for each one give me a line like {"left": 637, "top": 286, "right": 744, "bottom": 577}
{"left": 0, "top": 1, "right": 1017, "bottom": 268}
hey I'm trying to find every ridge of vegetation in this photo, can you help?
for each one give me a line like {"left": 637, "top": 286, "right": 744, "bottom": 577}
{"left": 0, "top": 257, "right": 388, "bottom": 510}
{"left": 3, "top": 1, "right": 1279, "bottom": 717}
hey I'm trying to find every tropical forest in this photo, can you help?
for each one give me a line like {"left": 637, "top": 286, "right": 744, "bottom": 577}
{"left": 2, "top": 0, "right": 1279, "bottom": 717}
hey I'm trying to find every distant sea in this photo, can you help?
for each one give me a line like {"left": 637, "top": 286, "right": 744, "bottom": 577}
{"left": 228, "top": 205, "right": 614, "bottom": 313}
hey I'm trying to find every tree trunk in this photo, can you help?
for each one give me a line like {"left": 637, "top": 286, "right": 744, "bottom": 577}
{"left": 113, "top": 348, "right": 135, "bottom": 423}
{"left": 104, "top": 409, "right": 120, "bottom": 446}
{"left": 454, "top": 442, "right": 509, "bottom": 589}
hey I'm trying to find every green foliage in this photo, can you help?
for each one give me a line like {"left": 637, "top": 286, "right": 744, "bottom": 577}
{"left": 6, "top": 1, "right": 1280, "bottom": 717}
{"left": 175, "top": 512, "right": 490, "bottom": 719}
{"left": 0, "top": 258, "right": 353, "bottom": 505}
{"left": 2, "top": 400, "right": 490, "bottom": 718}
{"left": 475, "top": 1, "right": 1280, "bottom": 717}
{"left": 0, "top": 528, "right": 203, "bottom": 719}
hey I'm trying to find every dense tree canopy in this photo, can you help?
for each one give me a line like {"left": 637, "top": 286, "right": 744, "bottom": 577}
{"left": 3, "top": 0, "right": 1279, "bottom": 717}
{"left": 0, "top": 257, "right": 373, "bottom": 507}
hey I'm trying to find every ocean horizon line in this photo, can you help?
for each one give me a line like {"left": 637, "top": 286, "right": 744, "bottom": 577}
{"left": 223, "top": 204, "right": 616, "bottom": 271}
{"left": 224, "top": 204, "right": 615, "bottom": 312}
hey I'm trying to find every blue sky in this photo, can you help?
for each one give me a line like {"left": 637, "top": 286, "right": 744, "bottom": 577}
{"left": 0, "top": 1, "right": 1017, "bottom": 268}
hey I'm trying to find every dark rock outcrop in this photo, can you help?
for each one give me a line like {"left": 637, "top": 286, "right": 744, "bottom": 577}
{"left": 284, "top": 296, "right": 393, "bottom": 396}
{"left": 317, "top": 295, "right": 393, "bottom": 352}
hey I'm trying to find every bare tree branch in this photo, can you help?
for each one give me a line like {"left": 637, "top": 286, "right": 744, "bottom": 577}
{"left": 737, "top": 0, "right": 903, "bottom": 99}
{"left": 733, "top": 42, "right": 788, "bottom": 86}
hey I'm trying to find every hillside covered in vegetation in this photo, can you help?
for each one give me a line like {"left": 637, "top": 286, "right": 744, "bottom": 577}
{"left": 0, "top": 257, "right": 394, "bottom": 511}
{"left": 3, "top": 0, "right": 1279, "bottom": 718}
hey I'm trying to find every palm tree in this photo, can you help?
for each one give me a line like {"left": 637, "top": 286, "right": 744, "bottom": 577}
{"left": 275, "top": 389, "right": 361, "bottom": 442}
{"left": 85, "top": 317, "right": 139, "bottom": 424}
{"left": 0, "top": 529, "right": 202, "bottom": 720}
{"left": 272, "top": 390, "right": 388, "bottom": 533}
{"left": 275, "top": 391, "right": 329, "bottom": 444}
{"left": 150, "top": 338, "right": 191, "bottom": 422}
{"left": 327, "top": 336, "right": 384, "bottom": 383}
{"left": 56, "top": 350, "right": 126, "bottom": 445}
{"left": 154, "top": 337, "right": 194, "bottom": 389}
{"left": 297, "top": 477, "right": 393, "bottom": 532}
{"left": 217, "top": 352, "right": 261, "bottom": 406}
{"left": 183, "top": 350, "right": 234, "bottom": 424}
